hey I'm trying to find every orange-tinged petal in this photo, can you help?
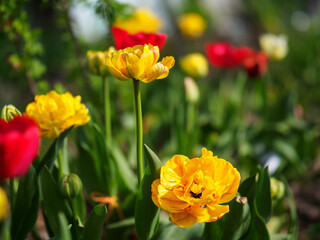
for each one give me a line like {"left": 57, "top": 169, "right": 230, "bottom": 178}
{"left": 169, "top": 210, "right": 197, "bottom": 228}
{"left": 106, "top": 54, "right": 131, "bottom": 80}
{"left": 157, "top": 184, "right": 189, "bottom": 213}
{"left": 219, "top": 168, "right": 241, "bottom": 204}
{"left": 161, "top": 56, "right": 175, "bottom": 69}
{"left": 151, "top": 179, "right": 161, "bottom": 208}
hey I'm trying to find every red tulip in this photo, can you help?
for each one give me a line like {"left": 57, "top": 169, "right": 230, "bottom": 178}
{"left": 205, "top": 42, "right": 253, "bottom": 68}
{"left": 0, "top": 116, "right": 40, "bottom": 179}
{"left": 243, "top": 51, "right": 268, "bottom": 78}
{"left": 111, "top": 26, "right": 167, "bottom": 50}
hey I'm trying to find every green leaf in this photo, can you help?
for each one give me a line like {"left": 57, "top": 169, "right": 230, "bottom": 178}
{"left": 11, "top": 166, "right": 40, "bottom": 240}
{"left": 256, "top": 167, "right": 272, "bottom": 223}
{"left": 73, "top": 193, "right": 86, "bottom": 224}
{"left": 240, "top": 202, "right": 270, "bottom": 240}
{"left": 134, "top": 145, "right": 163, "bottom": 240}
{"left": 282, "top": 179, "right": 298, "bottom": 240}
{"left": 106, "top": 217, "right": 135, "bottom": 230}
{"left": 40, "top": 166, "right": 72, "bottom": 235}
{"left": 202, "top": 199, "right": 251, "bottom": 240}
{"left": 156, "top": 222, "right": 204, "bottom": 240}
{"left": 50, "top": 213, "right": 72, "bottom": 240}
{"left": 109, "top": 142, "right": 137, "bottom": 193}
{"left": 239, "top": 175, "right": 270, "bottom": 240}
{"left": 273, "top": 139, "right": 306, "bottom": 175}
{"left": 144, "top": 144, "right": 162, "bottom": 177}
{"left": 80, "top": 205, "right": 108, "bottom": 240}
{"left": 0, "top": 218, "right": 11, "bottom": 240}
{"left": 37, "top": 127, "right": 73, "bottom": 173}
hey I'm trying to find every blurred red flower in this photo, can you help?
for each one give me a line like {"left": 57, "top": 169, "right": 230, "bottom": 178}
{"left": 112, "top": 26, "right": 167, "bottom": 50}
{"left": 0, "top": 116, "right": 40, "bottom": 179}
{"left": 205, "top": 42, "right": 253, "bottom": 68}
{"left": 243, "top": 51, "right": 268, "bottom": 78}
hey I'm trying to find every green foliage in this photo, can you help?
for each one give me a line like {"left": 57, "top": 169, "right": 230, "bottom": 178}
{"left": 80, "top": 205, "right": 108, "bottom": 240}
{"left": 11, "top": 167, "right": 40, "bottom": 240}
{"left": 135, "top": 145, "right": 163, "bottom": 240}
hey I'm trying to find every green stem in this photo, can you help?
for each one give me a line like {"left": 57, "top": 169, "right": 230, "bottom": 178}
{"left": 186, "top": 103, "right": 195, "bottom": 134}
{"left": 133, "top": 79, "right": 143, "bottom": 186}
{"left": 103, "top": 77, "right": 112, "bottom": 144}
{"left": 57, "top": 150, "right": 64, "bottom": 178}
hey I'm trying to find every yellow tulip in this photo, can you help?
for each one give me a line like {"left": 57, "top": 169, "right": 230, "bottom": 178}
{"left": 113, "top": 8, "right": 162, "bottom": 34}
{"left": 152, "top": 148, "right": 240, "bottom": 228}
{"left": 259, "top": 33, "right": 288, "bottom": 61}
{"left": 0, "top": 187, "right": 8, "bottom": 223}
{"left": 177, "top": 13, "right": 206, "bottom": 38}
{"left": 106, "top": 44, "right": 175, "bottom": 83}
{"left": 26, "top": 90, "right": 90, "bottom": 138}
{"left": 87, "top": 47, "right": 115, "bottom": 76}
{"left": 180, "top": 53, "right": 208, "bottom": 78}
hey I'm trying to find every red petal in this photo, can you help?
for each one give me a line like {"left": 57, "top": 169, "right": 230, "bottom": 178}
{"left": 112, "top": 26, "right": 167, "bottom": 50}
{"left": 0, "top": 116, "right": 40, "bottom": 179}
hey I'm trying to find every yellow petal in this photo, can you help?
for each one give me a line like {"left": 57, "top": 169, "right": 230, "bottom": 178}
{"left": 140, "top": 45, "right": 160, "bottom": 70}
{"left": 151, "top": 179, "right": 161, "bottom": 208}
{"left": 106, "top": 54, "right": 131, "bottom": 80}
{"left": 169, "top": 210, "right": 197, "bottom": 228}
{"left": 157, "top": 184, "right": 189, "bottom": 213}
{"left": 219, "top": 168, "right": 241, "bottom": 203}
{"left": 125, "top": 53, "right": 145, "bottom": 79}
{"left": 189, "top": 204, "right": 229, "bottom": 223}
{"left": 156, "top": 56, "right": 175, "bottom": 79}
{"left": 160, "top": 155, "right": 188, "bottom": 189}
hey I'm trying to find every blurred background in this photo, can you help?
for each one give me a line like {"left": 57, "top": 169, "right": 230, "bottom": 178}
{"left": 1, "top": 0, "right": 320, "bottom": 239}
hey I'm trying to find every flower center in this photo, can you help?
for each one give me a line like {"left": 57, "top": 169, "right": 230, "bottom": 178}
{"left": 190, "top": 182, "right": 204, "bottom": 199}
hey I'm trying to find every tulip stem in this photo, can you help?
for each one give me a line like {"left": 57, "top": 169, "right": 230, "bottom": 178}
{"left": 133, "top": 79, "right": 144, "bottom": 186}
{"left": 57, "top": 150, "right": 64, "bottom": 178}
{"left": 103, "top": 77, "right": 112, "bottom": 144}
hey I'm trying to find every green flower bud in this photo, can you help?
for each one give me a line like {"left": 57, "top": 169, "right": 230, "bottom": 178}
{"left": 59, "top": 174, "right": 83, "bottom": 199}
{"left": 270, "top": 177, "right": 285, "bottom": 200}
{"left": 1, "top": 104, "right": 21, "bottom": 121}
{"left": 0, "top": 187, "right": 8, "bottom": 223}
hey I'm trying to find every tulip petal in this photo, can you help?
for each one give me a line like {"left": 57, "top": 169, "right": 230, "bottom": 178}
{"left": 106, "top": 53, "right": 131, "bottom": 80}
{"left": 192, "top": 203, "right": 229, "bottom": 223}
{"left": 151, "top": 179, "right": 161, "bottom": 208}
{"left": 219, "top": 168, "right": 241, "bottom": 204}
{"left": 157, "top": 184, "right": 189, "bottom": 213}
{"left": 169, "top": 210, "right": 197, "bottom": 228}
{"left": 125, "top": 53, "right": 145, "bottom": 79}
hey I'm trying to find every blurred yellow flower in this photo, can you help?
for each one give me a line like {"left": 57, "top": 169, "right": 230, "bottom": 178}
{"left": 177, "top": 13, "right": 206, "bottom": 38}
{"left": 113, "top": 8, "right": 162, "bottom": 34}
{"left": 259, "top": 33, "right": 288, "bottom": 61}
{"left": 152, "top": 148, "right": 240, "bottom": 228}
{"left": 180, "top": 53, "right": 208, "bottom": 78}
{"left": 0, "top": 187, "right": 8, "bottom": 223}
{"left": 87, "top": 47, "right": 115, "bottom": 76}
{"left": 106, "top": 44, "right": 175, "bottom": 83}
{"left": 26, "top": 90, "right": 90, "bottom": 138}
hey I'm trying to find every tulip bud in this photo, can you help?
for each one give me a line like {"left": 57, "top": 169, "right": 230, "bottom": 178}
{"left": 0, "top": 187, "right": 8, "bottom": 223}
{"left": 270, "top": 177, "right": 285, "bottom": 200}
{"left": 59, "top": 174, "right": 83, "bottom": 199}
{"left": 184, "top": 77, "right": 200, "bottom": 103}
{"left": 1, "top": 104, "right": 21, "bottom": 121}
